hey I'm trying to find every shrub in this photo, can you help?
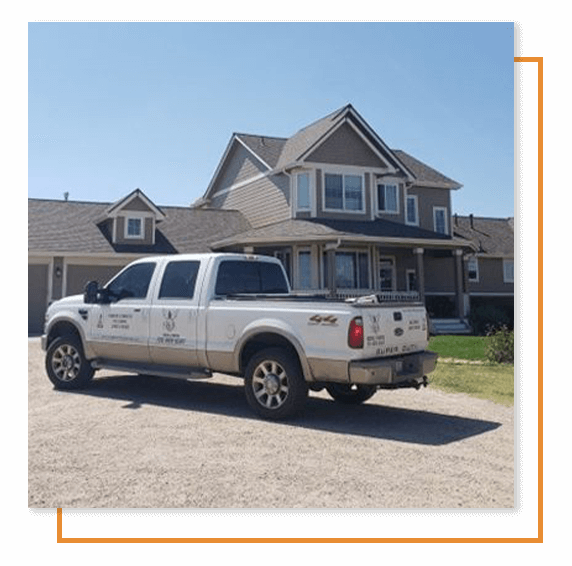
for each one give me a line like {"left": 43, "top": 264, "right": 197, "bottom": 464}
{"left": 485, "top": 326, "right": 514, "bottom": 364}
{"left": 469, "top": 304, "right": 511, "bottom": 335}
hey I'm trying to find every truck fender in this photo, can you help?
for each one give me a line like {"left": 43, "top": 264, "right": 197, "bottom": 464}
{"left": 234, "top": 320, "right": 315, "bottom": 383}
{"left": 44, "top": 314, "right": 93, "bottom": 359}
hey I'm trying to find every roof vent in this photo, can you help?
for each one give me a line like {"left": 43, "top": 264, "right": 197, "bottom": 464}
{"left": 469, "top": 214, "right": 474, "bottom": 229}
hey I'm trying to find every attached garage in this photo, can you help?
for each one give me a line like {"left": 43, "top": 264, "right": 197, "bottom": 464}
{"left": 65, "top": 264, "right": 126, "bottom": 296}
{"left": 28, "top": 263, "right": 49, "bottom": 335}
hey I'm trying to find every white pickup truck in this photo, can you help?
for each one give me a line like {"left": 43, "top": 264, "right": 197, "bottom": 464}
{"left": 42, "top": 253, "right": 438, "bottom": 419}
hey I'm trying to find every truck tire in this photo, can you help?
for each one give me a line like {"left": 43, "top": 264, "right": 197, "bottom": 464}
{"left": 244, "top": 347, "right": 308, "bottom": 420}
{"left": 45, "top": 335, "right": 95, "bottom": 390}
{"left": 325, "top": 383, "right": 377, "bottom": 405}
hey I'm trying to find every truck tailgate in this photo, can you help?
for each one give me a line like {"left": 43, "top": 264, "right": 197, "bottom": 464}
{"left": 359, "top": 305, "right": 428, "bottom": 358}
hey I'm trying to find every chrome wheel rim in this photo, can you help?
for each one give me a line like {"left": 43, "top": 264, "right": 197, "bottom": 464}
{"left": 51, "top": 344, "right": 82, "bottom": 382}
{"left": 252, "top": 360, "right": 289, "bottom": 409}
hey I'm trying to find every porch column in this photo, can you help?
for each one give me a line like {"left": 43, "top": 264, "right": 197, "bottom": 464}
{"left": 454, "top": 249, "right": 465, "bottom": 319}
{"left": 413, "top": 248, "right": 425, "bottom": 303}
{"left": 326, "top": 248, "right": 337, "bottom": 297}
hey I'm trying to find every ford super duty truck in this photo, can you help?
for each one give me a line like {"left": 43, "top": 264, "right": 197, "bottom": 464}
{"left": 42, "top": 253, "right": 438, "bottom": 419}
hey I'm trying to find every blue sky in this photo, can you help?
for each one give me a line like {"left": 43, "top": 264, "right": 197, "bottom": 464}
{"left": 28, "top": 22, "right": 514, "bottom": 217}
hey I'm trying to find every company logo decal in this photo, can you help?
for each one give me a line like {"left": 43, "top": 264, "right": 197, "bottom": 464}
{"left": 162, "top": 309, "right": 178, "bottom": 332}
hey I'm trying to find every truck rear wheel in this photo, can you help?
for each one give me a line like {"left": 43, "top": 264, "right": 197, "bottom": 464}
{"left": 244, "top": 347, "right": 308, "bottom": 420}
{"left": 45, "top": 335, "right": 94, "bottom": 390}
{"left": 325, "top": 383, "right": 377, "bottom": 405}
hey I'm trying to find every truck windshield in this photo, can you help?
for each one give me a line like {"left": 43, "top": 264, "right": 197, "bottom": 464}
{"left": 215, "top": 260, "right": 289, "bottom": 295}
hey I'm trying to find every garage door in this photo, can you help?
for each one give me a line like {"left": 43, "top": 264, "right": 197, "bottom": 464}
{"left": 29, "top": 264, "right": 49, "bottom": 335}
{"left": 66, "top": 264, "right": 126, "bottom": 296}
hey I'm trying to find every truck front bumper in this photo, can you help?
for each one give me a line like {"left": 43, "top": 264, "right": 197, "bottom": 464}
{"left": 349, "top": 351, "right": 438, "bottom": 387}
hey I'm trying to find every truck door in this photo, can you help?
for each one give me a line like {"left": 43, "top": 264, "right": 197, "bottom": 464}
{"left": 89, "top": 261, "right": 156, "bottom": 363}
{"left": 148, "top": 259, "right": 201, "bottom": 368}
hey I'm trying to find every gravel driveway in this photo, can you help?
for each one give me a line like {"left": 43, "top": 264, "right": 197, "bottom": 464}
{"left": 28, "top": 339, "right": 514, "bottom": 508}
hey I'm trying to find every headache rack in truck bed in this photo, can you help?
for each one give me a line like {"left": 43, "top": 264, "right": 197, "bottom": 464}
{"left": 216, "top": 291, "right": 422, "bottom": 305}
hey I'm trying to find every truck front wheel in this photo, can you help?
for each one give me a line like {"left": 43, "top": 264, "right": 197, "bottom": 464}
{"left": 244, "top": 348, "right": 308, "bottom": 420}
{"left": 45, "top": 335, "right": 94, "bottom": 390}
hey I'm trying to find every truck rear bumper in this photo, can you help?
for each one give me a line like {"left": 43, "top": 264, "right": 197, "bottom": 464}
{"left": 348, "top": 351, "right": 438, "bottom": 386}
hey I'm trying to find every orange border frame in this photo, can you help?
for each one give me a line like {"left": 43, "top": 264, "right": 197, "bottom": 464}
{"left": 56, "top": 57, "right": 543, "bottom": 544}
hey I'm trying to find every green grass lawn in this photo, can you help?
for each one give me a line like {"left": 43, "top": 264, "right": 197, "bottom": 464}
{"left": 429, "top": 335, "right": 487, "bottom": 361}
{"left": 427, "top": 335, "right": 514, "bottom": 406}
{"left": 428, "top": 362, "right": 514, "bottom": 406}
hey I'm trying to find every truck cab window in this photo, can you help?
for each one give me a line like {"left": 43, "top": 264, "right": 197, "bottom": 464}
{"left": 106, "top": 262, "right": 155, "bottom": 300}
{"left": 159, "top": 261, "right": 200, "bottom": 299}
{"left": 215, "top": 261, "right": 288, "bottom": 295}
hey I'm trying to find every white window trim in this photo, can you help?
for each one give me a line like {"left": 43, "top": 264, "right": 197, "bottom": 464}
{"left": 295, "top": 247, "right": 313, "bottom": 290}
{"left": 376, "top": 179, "right": 401, "bottom": 216}
{"left": 121, "top": 212, "right": 155, "bottom": 242}
{"left": 124, "top": 215, "right": 144, "bottom": 239}
{"left": 378, "top": 254, "right": 397, "bottom": 292}
{"left": 433, "top": 206, "right": 449, "bottom": 235}
{"left": 294, "top": 170, "right": 313, "bottom": 212}
{"left": 467, "top": 256, "right": 479, "bottom": 283}
{"left": 405, "top": 193, "right": 419, "bottom": 226}
{"left": 503, "top": 258, "right": 514, "bottom": 283}
{"left": 322, "top": 169, "right": 366, "bottom": 214}
{"left": 322, "top": 248, "right": 372, "bottom": 290}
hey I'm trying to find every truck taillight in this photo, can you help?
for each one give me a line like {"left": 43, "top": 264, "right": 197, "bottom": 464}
{"left": 348, "top": 316, "right": 364, "bottom": 349}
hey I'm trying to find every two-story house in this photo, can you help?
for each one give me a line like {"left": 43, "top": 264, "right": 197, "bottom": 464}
{"left": 28, "top": 105, "right": 513, "bottom": 335}
{"left": 195, "top": 104, "right": 478, "bottom": 329}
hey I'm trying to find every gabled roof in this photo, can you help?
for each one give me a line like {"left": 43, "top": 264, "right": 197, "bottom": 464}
{"left": 104, "top": 188, "right": 167, "bottom": 219}
{"left": 29, "top": 198, "right": 251, "bottom": 255}
{"left": 205, "top": 104, "right": 462, "bottom": 199}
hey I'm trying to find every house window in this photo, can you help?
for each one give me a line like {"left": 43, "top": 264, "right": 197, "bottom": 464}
{"left": 297, "top": 250, "right": 312, "bottom": 290}
{"left": 323, "top": 251, "right": 370, "bottom": 289}
{"left": 296, "top": 173, "right": 311, "bottom": 211}
{"left": 126, "top": 217, "right": 143, "bottom": 238}
{"left": 503, "top": 259, "right": 514, "bottom": 283}
{"left": 406, "top": 269, "right": 417, "bottom": 292}
{"left": 467, "top": 256, "right": 479, "bottom": 282}
{"left": 433, "top": 207, "right": 448, "bottom": 235}
{"left": 405, "top": 194, "right": 418, "bottom": 225}
{"left": 379, "top": 257, "right": 395, "bottom": 291}
{"left": 324, "top": 173, "right": 364, "bottom": 212}
{"left": 377, "top": 183, "right": 399, "bottom": 214}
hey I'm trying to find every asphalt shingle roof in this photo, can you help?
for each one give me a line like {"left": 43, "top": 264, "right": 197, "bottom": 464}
{"left": 234, "top": 106, "right": 461, "bottom": 190}
{"left": 28, "top": 199, "right": 251, "bottom": 255}
{"left": 452, "top": 216, "right": 514, "bottom": 256}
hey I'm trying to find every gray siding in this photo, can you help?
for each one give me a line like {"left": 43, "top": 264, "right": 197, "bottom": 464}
{"left": 305, "top": 122, "right": 388, "bottom": 168}
{"left": 408, "top": 186, "right": 452, "bottom": 233}
{"left": 210, "top": 142, "right": 268, "bottom": 196}
{"left": 210, "top": 174, "right": 291, "bottom": 228}
{"left": 122, "top": 196, "right": 153, "bottom": 212}
{"left": 468, "top": 257, "right": 514, "bottom": 294}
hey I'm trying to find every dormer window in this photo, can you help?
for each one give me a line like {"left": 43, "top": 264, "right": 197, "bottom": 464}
{"left": 323, "top": 172, "right": 364, "bottom": 212}
{"left": 126, "top": 216, "right": 143, "bottom": 238}
{"left": 103, "top": 188, "right": 166, "bottom": 246}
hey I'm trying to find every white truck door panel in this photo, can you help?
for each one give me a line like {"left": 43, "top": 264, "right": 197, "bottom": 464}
{"left": 148, "top": 259, "right": 202, "bottom": 367}
{"left": 88, "top": 261, "right": 156, "bottom": 363}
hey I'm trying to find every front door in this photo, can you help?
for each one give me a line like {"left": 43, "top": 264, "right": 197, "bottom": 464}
{"left": 89, "top": 261, "right": 156, "bottom": 363}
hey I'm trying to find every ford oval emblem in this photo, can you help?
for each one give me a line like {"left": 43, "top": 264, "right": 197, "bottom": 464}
{"left": 394, "top": 327, "right": 404, "bottom": 337}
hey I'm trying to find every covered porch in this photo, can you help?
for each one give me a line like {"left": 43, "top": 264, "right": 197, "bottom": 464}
{"left": 211, "top": 218, "right": 476, "bottom": 325}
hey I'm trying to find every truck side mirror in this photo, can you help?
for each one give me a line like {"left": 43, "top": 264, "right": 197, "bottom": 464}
{"left": 84, "top": 280, "right": 99, "bottom": 304}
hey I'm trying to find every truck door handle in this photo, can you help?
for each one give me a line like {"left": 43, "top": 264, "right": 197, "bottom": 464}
{"left": 133, "top": 308, "right": 142, "bottom": 313}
